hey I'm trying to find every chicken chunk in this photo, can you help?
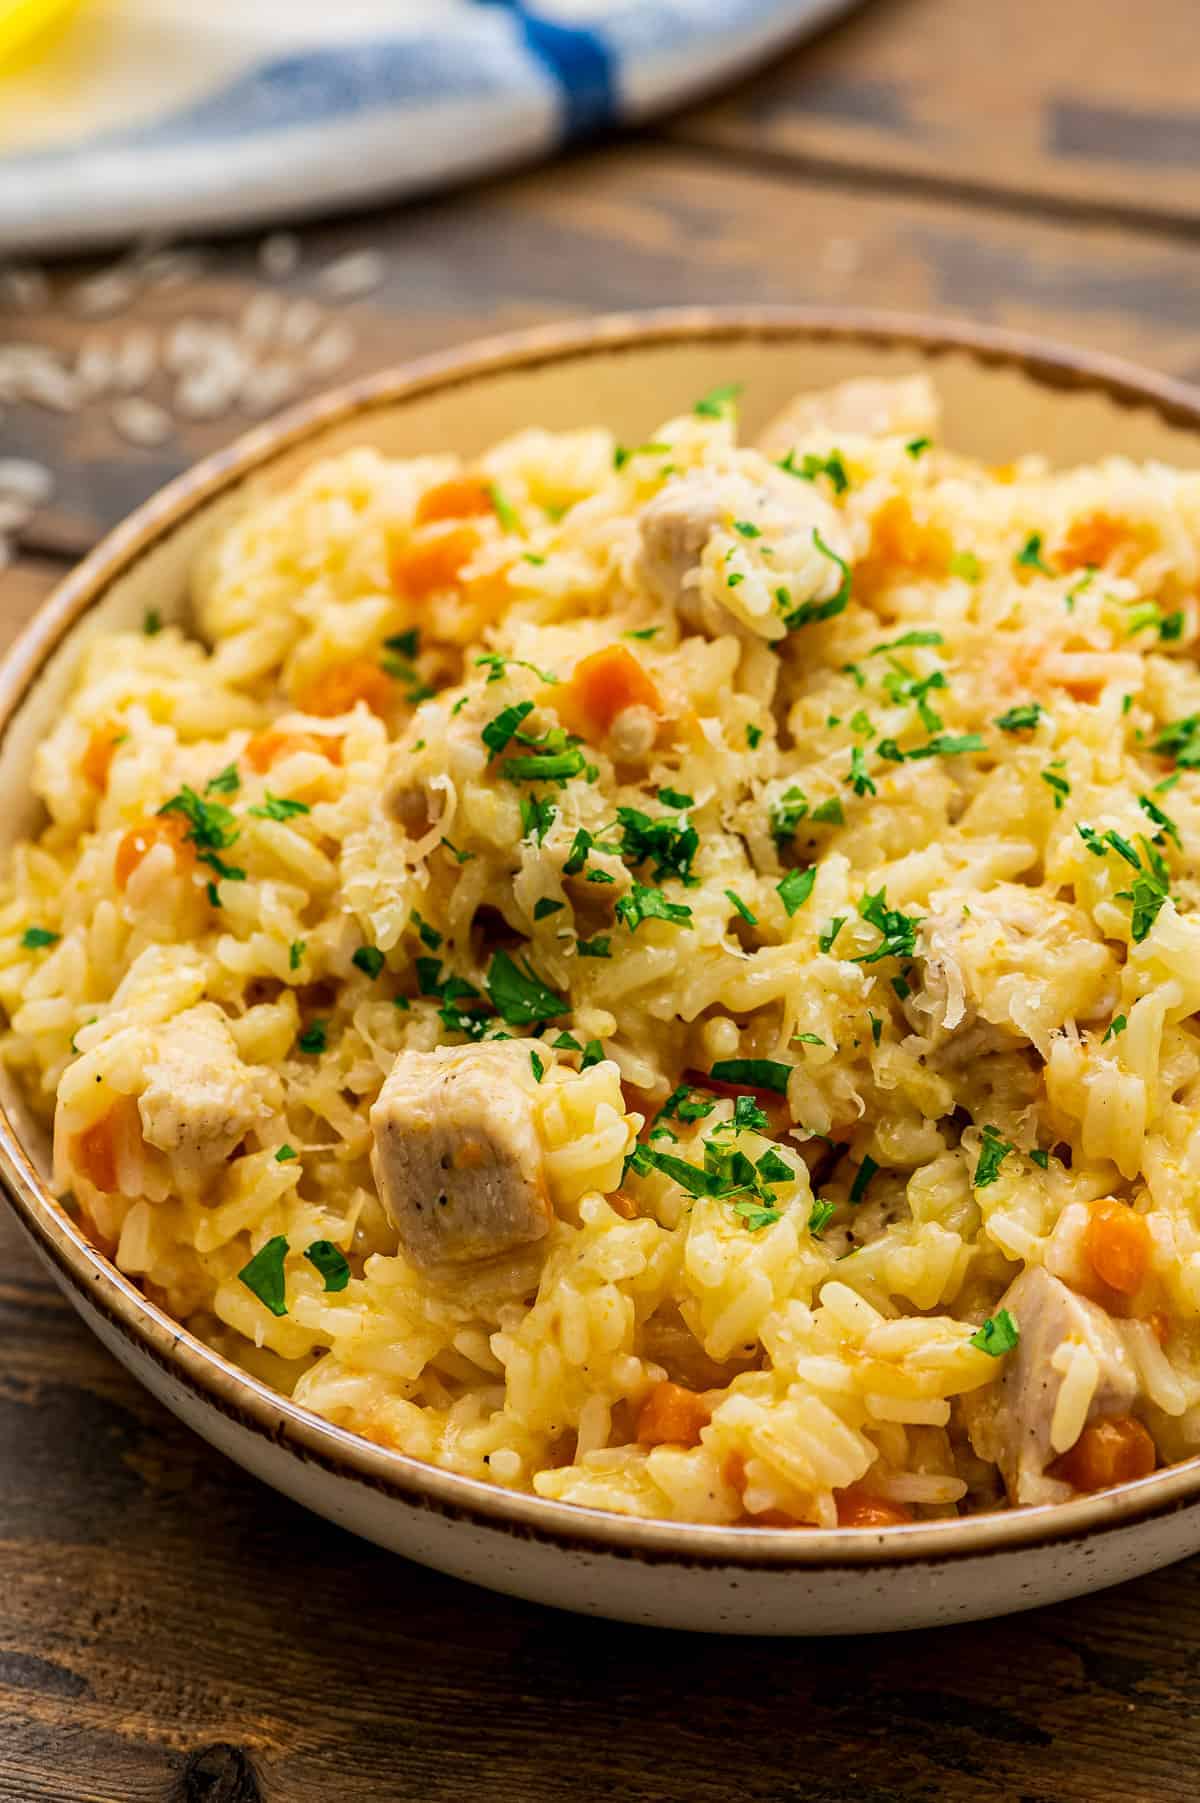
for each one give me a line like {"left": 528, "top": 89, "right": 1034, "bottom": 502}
{"left": 637, "top": 466, "right": 845, "bottom": 642}
{"left": 370, "top": 1040, "right": 554, "bottom": 1269}
{"left": 756, "top": 373, "right": 940, "bottom": 460}
{"left": 903, "top": 885, "right": 1117, "bottom": 1058}
{"left": 138, "top": 1004, "right": 276, "bottom": 1193}
{"left": 965, "top": 1265, "right": 1139, "bottom": 1505}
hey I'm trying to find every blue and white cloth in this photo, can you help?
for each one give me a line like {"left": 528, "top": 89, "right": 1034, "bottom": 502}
{"left": 0, "top": 0, "right": 856, "bottom": 252}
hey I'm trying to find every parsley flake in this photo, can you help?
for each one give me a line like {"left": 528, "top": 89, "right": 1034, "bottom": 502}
{"left": 970, "top": 1309, "right": 1019, "bottom": 1356}
{"left": 485, "top": 950, "right": 567, "bottom": 1025}
{"left": 303, "top": 1239, "right": 351, "bottom": 1293}
{"left": 778, "top": 866, "right": 817, "bottom": 915}
{"left": 238, "top": 1235, "right": 289, "bottom": 1316}
{"left": 973, "top": 1125, "right": 1013, "bottom": 1189}
{"left": 352, "top": 946, "right": 385, "bottom": 980}
{"left": 21, "top": 925, "right": 58, "bottom": 949}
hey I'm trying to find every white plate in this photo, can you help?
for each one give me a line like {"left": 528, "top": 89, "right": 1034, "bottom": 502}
{"left": 0, "top": 0, "right": 857, "bottom": 252}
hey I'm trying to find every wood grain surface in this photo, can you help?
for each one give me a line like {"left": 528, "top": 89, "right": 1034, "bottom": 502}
{"left": 3, "top": 2, "right": 1200, "bottom": 1796}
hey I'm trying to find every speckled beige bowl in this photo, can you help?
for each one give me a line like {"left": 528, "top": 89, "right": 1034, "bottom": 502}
{"left": 4, "top": 310, "right": 1200, "bottom": 1635}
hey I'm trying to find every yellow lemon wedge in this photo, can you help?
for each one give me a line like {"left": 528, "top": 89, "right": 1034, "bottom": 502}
{"left": 0, "top": 0, "right": 79, "bottom": 69}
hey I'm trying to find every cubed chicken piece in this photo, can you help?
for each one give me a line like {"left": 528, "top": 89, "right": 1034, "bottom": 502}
{"left": 903, "top": 884, "right": 1117, "bottom": 1059}
{"left": 637, "top": 466, "right": 845, "bottom": 642}
{"left": 137, "top": 1005, "right": 276, "bottom": 1193}
{"left": 965, "top": 1265, "right": 1139, "bottom": 1505}
{"left": 756, "top": 373, "right": 940, "bottom": 459}
{"left": 370, "top": 1040, "right": 554, "bottom": 1269}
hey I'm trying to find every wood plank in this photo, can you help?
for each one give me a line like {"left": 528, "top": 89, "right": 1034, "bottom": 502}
{"left": 671, "top": 0, "right": 1200, "bottom": 224}
{"left": 1, "top": 1201, "right": 1199, "bottom": 1803}
{"left": 4, "top": 143, "right": 1200, "bottom": 563}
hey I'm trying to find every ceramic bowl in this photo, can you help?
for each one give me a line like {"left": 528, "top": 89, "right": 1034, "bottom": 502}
{"left": 4, "top": 309, "right": 1200, "bottom": 1636}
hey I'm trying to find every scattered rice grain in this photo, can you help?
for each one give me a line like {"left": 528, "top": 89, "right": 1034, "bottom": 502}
{"left": 259, "top": 233, "right": 300, "bottom": 280}
{"left": 318, "top": 249, "right": 384, "bottom": 299}
{"left": 111, "top": 395, "right": 171, "bottom": 446}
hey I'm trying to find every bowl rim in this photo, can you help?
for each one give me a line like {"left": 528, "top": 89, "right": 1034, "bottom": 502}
{"left": 5, "top": 303, "right": 1200, "bottom": 1573}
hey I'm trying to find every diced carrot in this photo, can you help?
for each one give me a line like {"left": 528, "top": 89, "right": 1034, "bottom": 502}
{"left": 557, "top": 644, "right": 662, "bottom": 740}
{"left": 635, "top": 1380, "right": 711, "bottom": 1449}
{"left": 607, "top": 1189, "right": 639, "bottom": 1221}
{"left": 72, "top": 1111, "right": 119, "bottom": 1193}
{"left": 723, "top": 1451, "right": 747, "bottom": 1495}
{"left": 389, "top": 523, "right": 483, "bottom": 601}
{"left": 243, "top": 729, "right": 341, "bottom": 773}
{"left": 835, "top": 1483, "right": 913, "bottom": 1528}
{"left": 81, "top": 723, "right": 124, "bottom": 790}
{"left": 856, "top": 495, "right": 953, "bottom": 597}
{"left": 1057, "top": 511, "right": 1137, "bottom": 573}
{"left": 1147, "top": 1310, "right": 1171, "bottom": 1346}
{"left": 297, "top": 660, "right": 394, "bottom": 719}
{"left": 1054, "top": 1415, "right": 1156, "bottom": 1492}
{"left": 114, "top": 813, "right": 193, "bottom": 889}
{"left": 1085, "top": 1198, "right": 1151, "bottom": 1297}
{"left": 414, "top": 476, "right": 496, "bottom": 526}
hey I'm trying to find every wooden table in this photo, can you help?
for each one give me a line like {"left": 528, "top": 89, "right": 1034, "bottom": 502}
{"left": 4, "top": 3, "right": 1200, "bottom": 1795}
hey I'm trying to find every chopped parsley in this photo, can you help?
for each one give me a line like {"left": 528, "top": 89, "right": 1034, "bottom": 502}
{"left": 973, "top": 1125, "right": 1013, "bottom": 1189}
{"left": 249, "top": 792, "right": 310, "bottom": 822}
{"left": 142, "top": 608, "right": 163, "bottom": 635}
{"left": 868, "top": 1012, "right": 883, "bottom": 1046}
{"left": 503, "top": 727, "right": 587, "bottom": 784}
{"left": 303, "top": 1239, "right": 351, "bottom": 1293}
{"left": 709, "top": 1058, "right": 791, "bottom": 1095}
{"left": 769, "top": 785, "right": 808, "bottom": 842}
{"left": 288, "top": 940, "right": 305, "bottom": 971}
{"left": 482, "top": 700, "right": 535, "bottom": 759}
{"left": 410, "top": 911, "right": 442, "bottom": 951}
{"left": 624, "top": 626, "right": 661, "bottom": 641}
{"left": 660, "top": 1086, "right": 716, "bottom": 1125}
{"left": 854, "top": 889, "right": 920, "bottom": 964}
{"left": 614, "top": 442, "right": 671, "bottom": 470}
{"left": 970, "top": 1309, "right": 1019, "bottom": 1357}
{"left": 485, "top": 950, "right": 567, "bottom": 1025}
{"left": 868, "top": 630, "right": 944, "bottom": 657}
{"left": 1041, "top": 769, "right": 1070, "bottom": 809}
{"left": 533, "top": 897, "right": 564, "bottom": 920}
{"left": 1103, "top": 1015, "right": 1128, "bottom": 1043}
{"left": 808, "top": 1198, "right": 836, "bottom": 1237}
{"left": 905, "top": 436, "right": 931, "bottom": 458}
{"left": 778, "top": 449, "right": 849, "bottom": 494}
{"left": 847, "top": 746, "right": 876, "bottom": 797}
{"left": 157, "top": 786, "right": 245, "bottom": 883}
{"left": 781, "top": 530, "right": 852, "bottom": 630}
{"left": 848, "top": 1154, "right": 878, "bottom": 1205}
{"left": 384, "top": 629, "right": 420, "bottom": 660}
{"left": 818, "top": 917, "right": 847, "bottom": 954}
{"left": 576, "top": 936, "right": 612, "bottom": 958}
{"left": 725, "top": 890, "right": 757, "bottom": 925}
{"left": 580, "top": 1040, "right": 605, "bottom": 1069}
{"left": 475, "top": 652, "right": 557, "bottom": 687}
{"left": 352, "top": 945, "right": 385, "bottom": 980}
{"left": 733, "top": 519, "right": 763, "bottom": 540}
{"left": 693, "top": 382, "right": 742, "bottom": 419}
{"left": 1123, "top": 836, "right": 1172, "bottom": 943}
{"left": 1015, "top": 532, "right": 1053, "bottom": 575}
{"left": 949, "top": 550, "right": 982, "bottom": 583}
{"left": 205, "top": 763, "right": 240, "bottom": 795}
{"left": 298, "top": 1021, "right": 328, "bottom": 1055}
{"left": 1030, "top": 1148, "right": 1050, "bottom": 1170}
{"left": 520, "top": 794, "right": 557, "bottom": 845}
{"left": 275, "top": 1145, "right": 298, "bottom": 1163}
{"left": 1139, "top": 792, "right": 1181, "bottom": 847}
{"left": 734, "top": 1095, "right": 770, "bottom": 1131}
{"left": 237, "top": 1235, "right": 289, "bottom": 1316}
{"left": 440, "top": 837, "right": 475, "bottom": 865}
{"left": 812, "top": 797, "right": 845, "bottom": 826}
{"left": 994, "top": 702, "right": 1043, "bottom": 733}
{"left": 1155, "top": 715, "right": 1200, "bottom": 768}
{"left": 615, "top": 801, "right": 698, "bottom": 884}
{"left": 907, "top": 733, "right": 986, "bottom": 760}
{"left": 488, "top": 483, "right": 521, "bottom": 533}
{"left": 731, "top": 1201, "right": 782, "bottom": 1233}
{"left": 778, "top": 866, "right": 817, "bottom": 915}
{"left": 746, "top": 723, "right": 763, "bottom": 749}
{"left": 616, "top": 885, "right": 693, "bottom": 932}
{"left": 21, "top": 925, "right": 58, "bottom": 949}
{"left": 529, "top": 1049, "right": 545, "bottom": 1083}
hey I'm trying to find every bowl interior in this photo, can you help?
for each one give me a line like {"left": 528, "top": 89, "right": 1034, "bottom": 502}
{"left": 2, "top": 313, "right": 1199, "bottom": 1552}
